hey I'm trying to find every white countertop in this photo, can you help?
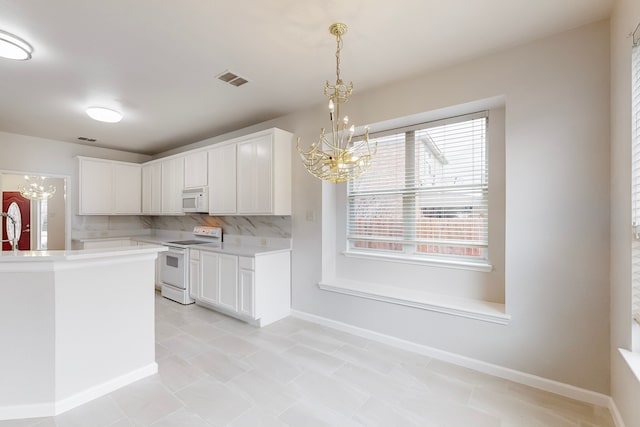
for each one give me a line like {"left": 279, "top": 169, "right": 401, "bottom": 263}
{"left": 190, "top": 242, "right": 291, "bottom": 257}
{"left": 0, "top": 244, "right": 166, "bottom": 263}
{"left": 71, "top": 229, "right": 292, "bottom": 257}
{"left": 132, "top": 233, "right": 291, "bottom": 257}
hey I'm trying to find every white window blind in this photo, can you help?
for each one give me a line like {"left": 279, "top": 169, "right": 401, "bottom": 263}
{"left": 347, "top": 112, "right": 488, "bottom": 261}
{"left": 632, "top": 34, "right": 640, "bottom": 324}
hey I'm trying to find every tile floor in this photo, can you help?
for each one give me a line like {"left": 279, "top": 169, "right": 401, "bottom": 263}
{"left": 1, "top": 293, "right": 615, "bottom": 427}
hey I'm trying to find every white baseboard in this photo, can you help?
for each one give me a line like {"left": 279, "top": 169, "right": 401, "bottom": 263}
{"left": 0, "top": 403, "right": 55, "bottom": 421}
{"left": 55, "top": 362, "right": 158, "bottom": 415}
{"left": 0, "top": 363, "right": 157, "bottom": 421}
{"left": 608, "top": 398, "right": 626, "bottom": 427}
{"left": 291, "top": 310, "right": 611, "bottom": 408}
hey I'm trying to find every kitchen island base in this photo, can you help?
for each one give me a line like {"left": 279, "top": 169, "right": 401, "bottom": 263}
{"left": 0, "top": 246, "right": 164, "bottom": 420}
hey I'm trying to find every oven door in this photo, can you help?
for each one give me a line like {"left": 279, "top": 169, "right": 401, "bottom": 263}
{"left": 159, "top": 246, "right": 186, "bottom": 289}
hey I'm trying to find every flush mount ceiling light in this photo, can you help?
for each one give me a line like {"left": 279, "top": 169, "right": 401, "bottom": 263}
{"left": 86, "top": 106, "right": 123, "bottom": 123}
{"left": 0, "top": 29, "right": 33, "bottom": 60}
{"left": 296, "top": 23, "right": 377, "bottom": 183}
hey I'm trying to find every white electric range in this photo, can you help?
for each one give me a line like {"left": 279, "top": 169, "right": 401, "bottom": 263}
{"left": 159, "top": 226, "right": 222, "bottom": 304}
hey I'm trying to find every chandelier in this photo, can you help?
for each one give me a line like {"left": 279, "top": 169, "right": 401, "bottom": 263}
{"left": 296, "top": 23, "right": 377, "bottom": 183}
{"left": 18, "top": 176, "right": 56, "bottom": 200}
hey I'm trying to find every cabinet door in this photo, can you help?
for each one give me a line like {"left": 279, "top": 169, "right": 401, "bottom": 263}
{"left": 237, "top": 135, "right": 272, "bottom": 214}
{"left": 184, "top": 151, "right": 208, "bottom": 188}
{"left": 150, "top": 163, "right": 163, "bottom": 214}
{"left": 239, "top": 268, "right": 255, "bottom": 318}
{"left": 113, "top": 163, "right": 141, "bottom": 214}
{"left": 189, "top": 256, "right": 200, "bottom": 300}
{"left": 161, "top": 157, "right": 184, "bottom": 214}
{"left": 79, "top": 159, "right": 113, "bottom": 214}
{"left": 142, "top": 164, "right": 153, "bottom": 214}
{"left": 208, "top": 144, "right": 237, "bottom": 214}
{"left": 199, "top": 251, "right": 219, "bottom": 305}
{"left": 218, "top": 254, "right": 239, "bottom": 312}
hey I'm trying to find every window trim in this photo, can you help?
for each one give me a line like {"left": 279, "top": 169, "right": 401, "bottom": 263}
{"left": 632, "top": 38, "right": 640, "bottom": 330}
{"left": 345, "top": 111, "right": 490, "bottom": 267}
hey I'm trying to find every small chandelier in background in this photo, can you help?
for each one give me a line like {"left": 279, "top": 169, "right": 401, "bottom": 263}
{"left": 18, "top": 176, "right": 56, "bottom": 200}
{"left": 296, "top": 23, "right": 377, "bottom": 183}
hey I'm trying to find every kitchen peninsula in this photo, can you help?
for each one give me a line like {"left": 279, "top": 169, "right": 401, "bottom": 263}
{"left": 0, "top": 244, "right": 165, "bottom": 420}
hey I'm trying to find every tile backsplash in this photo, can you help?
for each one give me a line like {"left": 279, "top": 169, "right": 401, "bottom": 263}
{"left": 72, "top": 214, "right": 292, "bottom": 240}
{"left": 151, "top": 214, "right": 292, "bottom": 238}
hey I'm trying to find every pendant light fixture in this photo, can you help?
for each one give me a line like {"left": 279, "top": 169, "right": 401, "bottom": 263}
{"left": 18, "top": 176, "right": 56, "bottom": 201}
{"left": 296, "top": 23, "right": 377, "bottom": 183}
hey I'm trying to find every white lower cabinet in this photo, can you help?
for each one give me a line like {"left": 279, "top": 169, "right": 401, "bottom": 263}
{"left": 190, "top": 249, "right": 290, "bottom": 326}
{"left": 199, "top": 251, "right": 220, "bottom": 306}
{"left": 217, "top": 254, "right": 239, "bottom": 312}
{"left": 238, "top": 258, "right": 255, "bottom": 318}
{"left": 188, "top": 248, "right": 200, "bottom": 300}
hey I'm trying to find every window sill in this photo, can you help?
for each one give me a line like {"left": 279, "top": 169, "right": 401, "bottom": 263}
{"left": 619, "top": 348, "right": 640, "bottom": 384}
{"left": 318, "top": 279, "right": 510, "bottom": 325}
{"left": 342, "top": 250, "right": 493, "bottom": 272}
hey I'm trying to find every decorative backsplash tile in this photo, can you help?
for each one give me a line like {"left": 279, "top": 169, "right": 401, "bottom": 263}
{"left": 72, "top": 215, "right": 150, "bottom": 232}
{"left": 72, "top": 214, "right": 292, "bottom": 240}
{"left": 151, "top": 214, "right": 292, "bottom": 238}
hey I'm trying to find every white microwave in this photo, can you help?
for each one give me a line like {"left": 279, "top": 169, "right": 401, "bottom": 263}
{"left": 182, "top": 187, "right": 208, "bottom": 213}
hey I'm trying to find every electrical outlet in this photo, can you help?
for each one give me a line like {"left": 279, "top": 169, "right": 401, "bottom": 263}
{"left": 306, "top": 210, "right": 315, "bottom": 222}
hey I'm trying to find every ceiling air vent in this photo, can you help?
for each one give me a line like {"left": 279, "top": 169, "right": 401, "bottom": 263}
{"left": 77, "top": 136, "right": 97, "bottom": 142}
{"left": 217, "top": 71, "right": 249, "bottom": 87}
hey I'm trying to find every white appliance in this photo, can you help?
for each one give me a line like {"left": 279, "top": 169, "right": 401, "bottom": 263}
{"left": 159, "top": 226, "right": 222, "bottom": 304}
{"left": 182, "top": 187, "right": 208, "bottom": 213}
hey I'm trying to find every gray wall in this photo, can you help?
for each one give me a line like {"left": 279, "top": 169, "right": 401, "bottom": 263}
{"left": 173, "top": 20, "right": 612, "bottom": 394}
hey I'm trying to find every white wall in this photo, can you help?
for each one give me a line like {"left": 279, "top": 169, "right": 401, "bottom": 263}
{"left": 288, "top": 19, "right": 610, "bottom": 394}
{"left": 610, "top": 0, "right": 640, "bottom": 424}
{"left": 0, "top": 132, "right": 149, "bottom": 174}
{"left": 169, "top": 19, "right": 612, "bottom": 394}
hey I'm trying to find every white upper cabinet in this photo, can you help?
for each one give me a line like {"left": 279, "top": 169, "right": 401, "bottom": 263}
{"left": 161, "top": 156, "right": 185, "bottom": 215}
{"left": 78, "top": 157, "right": 141, "bottom": 215}
{"left": 237, "top": 135, "right": 273, "bottom": 214}
{"left": 236, "top": 129, "right": 291, "bottom": 215}
{"left": 78, "top": 158, "right": 112, "bottom": 214}
{"left": 81, "top": 128, "right": 291, "bottom": 217}
{"left": 142, "top": 156, "right": 185, "bottom": 216}
{"left": 207, "top": 128, "right": 292, "bottom": 216}
{"left": 142, "top": 163, "right": 162, "bottom": 215}
{"left": 184, "top": 151, "right": 208, "bottom": 188}
{"left": 114, "top": 163, "right": 142, "bottom": 214}
{"left": 208, "top": 143, "right": 236, "bottom": 215}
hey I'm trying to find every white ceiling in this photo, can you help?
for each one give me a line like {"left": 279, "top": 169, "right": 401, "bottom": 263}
{"left": 0, "top": 0, "right": 612, "bottom": 155}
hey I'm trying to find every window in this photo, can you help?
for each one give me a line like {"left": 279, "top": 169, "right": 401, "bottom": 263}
{"left": 632, "top": 35, "right": 640, "bottom": 325}
{"left": 347, "top": 112, "right": 489, "bottom": 264}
